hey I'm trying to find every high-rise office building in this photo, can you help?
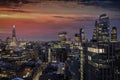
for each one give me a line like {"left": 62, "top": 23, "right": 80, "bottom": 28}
{"left": 86, "top": 14, "right": 119, "bottom": 80}
{"left": 98, "top": 14, "right": 110, "bottom": 42}
{"left": 92, "top": 14, "right": 110, "bottom": 42}
{"left": 74, "top": 33, "right": 80, "bottom": 42}
{"left": 58, "top": 32, "right": 67, "bottom": 42}
{"left": 110, "top": 42, "right": 120, "bottom": 80}
{"left": 92, "top": 21, "right": 98, "bottom": 42}
{"left": 87, "top": 42, "right": 117, "bottom": 80}
{"left": 80, "top": 28, "right": 86, "bottom": 43}
{"left": 111, "top": 27, "right": 117, "bottom": 42}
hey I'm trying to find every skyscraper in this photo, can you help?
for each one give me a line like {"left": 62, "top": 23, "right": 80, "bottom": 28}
{"left": 86, "top": 14, "right": 118, "bottom": 80}
{"left": 92, "top": 21, "right": 98, "bottom": 42}
{"left": 58, "top": 32, "right": 67, "bottom": 42}
{"left": 98, "top": 14, "right": 110, "bottom": 42}
{"left": 80, "top": 28, "right": 86, "bottom": 43}
{"left": 87, "top": 42, "right": 117, "bottom": 80}
{"left": 111, "top": 27, "right": 117, "bottom": 42}
{"left": 12, "top": 25, "right": 16, "bottom": 38}
{"left": 5, "top": 25, "right": 18, "bottom": 50}
{"left": 12, "top": 25, "right": 17, "bottom": 42}
{"left": 92, "top": 14, "right": 110, "bottom": 42}
{"left": 74, "top": 33, "right": 80, "bottom": 42}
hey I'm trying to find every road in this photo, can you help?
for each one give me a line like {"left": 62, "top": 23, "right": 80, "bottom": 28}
{"left": 33, "top": 63, "right": 48, "bottom": 80}
{"left": 66, "top": 59, "right": 80, "bottom": 80}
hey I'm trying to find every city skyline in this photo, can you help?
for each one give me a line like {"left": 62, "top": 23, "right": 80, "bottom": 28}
{"left": 0, "top": 1, "right": 120, "bottom": 41}
{"left": 0, "top": 1, "right": 120, "bottom": 80}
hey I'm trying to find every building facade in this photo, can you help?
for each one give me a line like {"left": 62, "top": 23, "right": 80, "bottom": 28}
{"left": 111, "top": 27, "right": 117, "bottom": 42}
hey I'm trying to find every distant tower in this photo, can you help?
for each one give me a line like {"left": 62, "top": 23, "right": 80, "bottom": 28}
{"left": 92, "top": 21, "right": 98, "bottom": 42}
{"left": 111, "top": 27, "right": 117, "bottom": 42}
{"left": 58, "top": 31, "right": 67, "bottom": 42}
{"left": 12, "top": 25, "right": 17, "bottom": 42}
{"left": 98, "top": 14, "right": 110, "bottom": 42}
{"left": 48, "top": 48, "right": 51, "bottom": 63}
{"left": 92, "top": 14, "right": 110, "bottom": 42}
{"left": 80, "top": 28, "right": 86, "bottom": 43}
{"left": 74, "top": 33, "right": 80, "bottom": 42}
{"left": 12, "top": 25, "right": 16, "bottom": 38}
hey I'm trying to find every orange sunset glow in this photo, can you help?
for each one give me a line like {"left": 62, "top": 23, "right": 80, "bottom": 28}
{"left": 0, "top": 1, "right": 120, "bottom": 41}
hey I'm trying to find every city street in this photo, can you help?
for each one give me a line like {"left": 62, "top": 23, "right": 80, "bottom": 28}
{"left": 66, "top": 59, "right": 80, "bottom": 80}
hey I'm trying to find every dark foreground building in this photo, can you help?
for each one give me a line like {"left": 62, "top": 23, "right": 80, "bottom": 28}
{"left": 83, "top": 14, "right": 120, "bottom": 80}
{"left": 85, "top": 42, "right": 120, "bottom": 80}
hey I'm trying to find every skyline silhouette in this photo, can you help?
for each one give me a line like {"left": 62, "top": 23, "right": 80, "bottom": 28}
{"left": 0, "top": 1, "right": 120, "bottom": 41}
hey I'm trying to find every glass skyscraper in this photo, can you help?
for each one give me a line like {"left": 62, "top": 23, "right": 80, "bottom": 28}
{"left": 92, "top": 14, "right": 110, "bottom": 42}
{"left": 84, "top": 14, "right": 119, "bottom": 80}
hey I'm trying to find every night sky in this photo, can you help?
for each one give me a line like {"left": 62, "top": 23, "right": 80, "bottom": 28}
{"left": 0, "top": 1, "right": 120, "bottom": 41}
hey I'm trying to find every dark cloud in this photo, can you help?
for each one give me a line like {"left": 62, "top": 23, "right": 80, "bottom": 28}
{"left": 0, "top": 0, "right": 29, "bottom": 7}
{"left": 53, "top": 16, "right": 75, "bottom": 19}
{"left": 0, "top": 0, "right": 120, "bottom": 11}
{"left": 75, "top": 17, "right": 95, "bottom": 22}
{"left": 78, "top": 0, "right": 120, "bottom": 10}
{"left": 53, "top": 15, "right": 95, "bottom": 22}
{"left": 0, "top": 0, "right": 29, "bottom": 4}
{"left": 53, "top": 16, "right": 67, "bottom": 19}
{"left": 0, "top": 9, "right": 32, "bottom": 13}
